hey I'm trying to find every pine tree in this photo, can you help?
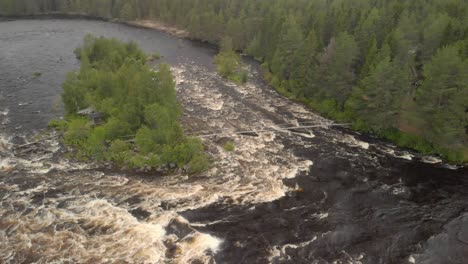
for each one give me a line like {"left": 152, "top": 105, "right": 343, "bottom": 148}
{"left": 422, "top": 13, "right": 451, "bottom": 62}
{"left": 360, "top": 35, "right": 379, "bottom": 77}
{"left": 416, "top": 45, "right": 468, "bottom": 149}
{"left": 290, "top": 30, "right": 320, "bottom": 98}
{"left": 317, "top": 32, "right": 359, "bottom": 108}
{"left": 271, "top": 16, "right": 304, "bottom": 80}
{"left": 350, "top": 56, "right": 409, "bottom": 130}
{"left": 356, "top": 8, "right": 381, "bottom": 54}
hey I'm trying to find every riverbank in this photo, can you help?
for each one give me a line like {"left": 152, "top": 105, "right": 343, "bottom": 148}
{"left": 269, "top": 82, "right": 468, "bottom": 166}
{"left": 0, "top": 14, "right": 465, "bottom": 166}
{"left": 125, "top": 17, "right": 467, "bottom": 165}
{"left": 1, "top": 18, "right": 468, "bottom": 263}
{"left": 126, "top": 20, "right": 189, "bottom": 38}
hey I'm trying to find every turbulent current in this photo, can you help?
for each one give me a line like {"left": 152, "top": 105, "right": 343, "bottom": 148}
{"left": 1, "top": 19, "right": 467, "bottom": 264}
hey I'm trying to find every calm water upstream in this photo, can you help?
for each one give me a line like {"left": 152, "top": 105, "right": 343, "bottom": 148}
{"left": 0, "top": 19, "right": 467, "bottom": 264}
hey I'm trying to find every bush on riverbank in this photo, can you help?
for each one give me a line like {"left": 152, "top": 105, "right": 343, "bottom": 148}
{"left": 54, "top": 35, "right": 209, "bottom": 173}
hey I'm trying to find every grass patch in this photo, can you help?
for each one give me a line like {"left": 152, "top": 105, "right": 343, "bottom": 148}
{"left": 223, "top": 141, "right": 235, "bottom": 152}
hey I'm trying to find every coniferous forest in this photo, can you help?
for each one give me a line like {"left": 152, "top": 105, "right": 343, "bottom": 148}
{"left": 1, "top": 0, "right": 467, "bottom": 162}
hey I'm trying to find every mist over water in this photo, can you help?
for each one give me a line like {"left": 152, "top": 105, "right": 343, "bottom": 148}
{"left": 0, "top": 19, "right": 467, "bottom": 264}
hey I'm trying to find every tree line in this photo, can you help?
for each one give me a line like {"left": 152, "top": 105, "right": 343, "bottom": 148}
{"left": 1, "top": 0, "right": 467, "bottom": 162}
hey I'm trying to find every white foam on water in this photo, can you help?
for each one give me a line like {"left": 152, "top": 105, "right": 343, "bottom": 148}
{"left": 399, "top": 152, "right": 414, "bottom": 160}
{"left": 392, "top": 187, "right": 408, "bottom": 196}
{"left": 170, "top": 64, "right": 316, "bottom": 205}
{"left": 342, "top": 135, "right": 370, "bottom": 149}
{"left": 442, "top": 164, "right": 460, "bottom": 170}
{"left": 77, "top": 199, "right": 167, "bottom": 263}
{"left": 312, "top": 212, "right": 329, "bottom": 220}
{"left": 0, "top": 108, "right": 9, "bottom": 116}
{"left": 421, "top": 156, "right": 442, "bottom": 164}
{"left": 17, "top": 182, "right": 50, "bottom": 196}
{"left": 267, "top": 247, "right": 282, "bottom": 262}
{"left": 0, "top": 157, "right": 13, "bottom": 170}
{"left": 335, "top": 251, "right": 365, "bottom": 264}
{"left": 174, "top": 233, "right": 223, "bottom": 264}
{"left": 0, "top": 60, "right": 359, "bottom": 264}
{"left": 0, "top": 109, "right": 9, "bottom": 125}
{"left": 268, "top": 236, "right": 318, "bottom": 262}
{"left": 204, "top": 94, "right": 224, "bottom": 111}
{"left": 1, "top": 117, "right": 10, "bottom": 125}
{"left": 380, "top": 147, "right": 414, "bottom": 161}
{"left": 282, "top": 236, "right": 317, "bottom": 250}
{"left": 0, "top": 135, "right": 13, "bottom": 171}
{"left": 189, "top": 219, "right": 226, "bottom": 227}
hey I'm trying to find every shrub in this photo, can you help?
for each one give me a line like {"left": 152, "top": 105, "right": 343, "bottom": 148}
{"left": 85, "top": 127, "right": 106, "bottom": 160}
{"left": 48, "top": 119, "right": 68, "bottom": 131}
{"left": 147, "top": 52, "right": 161, "bottom": 62}
{"left": 135, "top": 126, "right": 158, "bottom": 154}
{"left": 187, "top": 154, "right": 210, "bottom": 174}
{"left": 223, "top": 142, "right": 235, "bottom": 152}
{"left": 214, "top": 48, "right": 248, "bottom": 85}
{"left": 53, "top": 36, "right": 209, "bottom": 174}
{"left": 63, "top": 118, "right": 90, "bottom": 147}
{"left": 108, "top": 140, "right": 131, "bottom": 166}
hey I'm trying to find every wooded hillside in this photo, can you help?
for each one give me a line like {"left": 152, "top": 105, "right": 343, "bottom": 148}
{"left": 1, "top": 0, "right": 467, "bottom": 161}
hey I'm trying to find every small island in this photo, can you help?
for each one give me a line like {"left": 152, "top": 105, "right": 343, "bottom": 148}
{"left": 50, "top": 35, "right": 208, "bottom": 173}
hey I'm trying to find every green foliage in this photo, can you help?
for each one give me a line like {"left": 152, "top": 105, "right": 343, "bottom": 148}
{"left": 160, "top": 138, "right": 206, "bottom": 168}
{"left": 214, "top": 50, "right": 248, "bottom": 85}
{"left": 271, "top": 16, "right": 304, "bottom": 80}
{"left": 187, "top": 154, "right": 210, "bottom": 174}
{"left": 379, "top": 128, "right": 435, "bottom": 154}
{"left": 348, "top": 56, "right": 409, "bottom": 130}
{"left": 63, "top": 118, "right": 90, "bottom": 147}
{"left": 223, "top": 142, "right": 235, "bottom": 152}
{"left": 415, "top": 45, "right": 468, "bottom": 156}
{"left": 55, "top": 36, "right": 208, "bottom": 173}
{"left": 5, "top": 0, "right": 468, "bottom": 162}
{"left": 85, "top": 127, "right": 106, "bottom": 160}
{"left": 147, "top": 52, "right": 161, "bottom": 62}
{"left": 135, "top": 126, "right": 158, "bottom": 154}
{"left": 214, "top": 37, "right": 248, "bottom": 84}
{"left": 108, "top": 139, "right": 132, "bottom": 166}
{"left": 48, "top": 119, "right": 68, "bottom": 131}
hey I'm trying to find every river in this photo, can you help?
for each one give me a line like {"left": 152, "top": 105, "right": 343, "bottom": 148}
{"left": 0, "top": 19, "right": 467, "bottom": 264}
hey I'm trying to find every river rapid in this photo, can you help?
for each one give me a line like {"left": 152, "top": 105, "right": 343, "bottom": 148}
{"left": 0, "top": 19, "right": 467, "bottom": 264}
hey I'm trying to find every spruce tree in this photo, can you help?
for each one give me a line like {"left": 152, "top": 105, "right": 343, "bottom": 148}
{"left": 416, "top": 45, "right": 468, "bottom": 150}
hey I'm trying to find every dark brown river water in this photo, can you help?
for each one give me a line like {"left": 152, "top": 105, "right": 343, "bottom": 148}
{"left": 0, "top": 19, "right": 467, "bottom": 264}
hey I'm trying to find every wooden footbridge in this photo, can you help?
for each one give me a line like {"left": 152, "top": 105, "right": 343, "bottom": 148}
{"left": 187, "top": 121, "right": 350, "bottom": 138}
